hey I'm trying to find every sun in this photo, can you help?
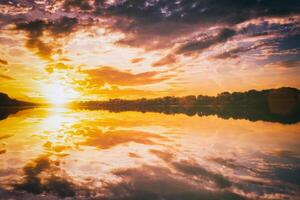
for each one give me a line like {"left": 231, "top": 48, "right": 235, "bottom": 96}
{"left": 43, "top": 83, "right": 79, "bottom": 106}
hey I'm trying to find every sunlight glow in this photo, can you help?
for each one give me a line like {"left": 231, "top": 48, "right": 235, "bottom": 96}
{"left": 42, "top": 83, "right": 79, "bottom": 106}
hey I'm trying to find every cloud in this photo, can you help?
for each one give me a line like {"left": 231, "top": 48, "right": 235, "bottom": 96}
{"left": 149, "top": 149, "right": 175, "bottom": 162}
{"left": 131, "top": 57, "right": 144, "bottom": 64}
{"left": 76, "top": 128, "right": 168, "bottom": 149}
{"left": 273, "top": 167, "right": 300, "bottom": 186}
{"left": 269, "top": 149, "right": 299, "bottom": 159}
{"left": 1, "top": 0, "right": 298, "bottom": 66}
{"left": 177, "top": 28, "right": 236, "bottom": 55}
{"left": 91, "top": 0, "right": 300, "bottom": 51}
{"left": 152, "top": 54, "right": 177, "bottom": 67}
{"left": 128, "top": 152, "right": 141, "bottom": 158}
{"left": 82, "top": 66, "right": 175, "bottom": 86}
{"left": 45, "top": 62, "right": 73, "bottom": 73}
{"left": 16, "top": 17, "right": 78, "bottom": 60}
{"left": 149, "top": 149, "right": 231, "bottom": 188}
{"left": 63, "top": 0, "right": 92, "bottom": 11}
{"left": 172, "top": 160, "right": 231, "bottom": 188}
{"left": 0, "top": 1, "right": 32, "bottom": 16}
{"left": 83, "top": 85, "right": 163, "bottom": 99}
{"left": 265, "top": 60, "right": 300, "bottom": 68}
{"left": 16, "top": 20, "right": 51, "bottom": 58}
{"left": 278, "top": 34, "right": 300, "bottom": 51}
{"left": 0, "top": 58, "right": 8, "bottom": 65}
{"left": 206, "top": 157, "right": 245, "bottom": 170}
{"left": 104, "top": 164, "right": 243, "bottom": 200}
{"left": 213, "top": 47, "right": 245, "bottom": 59}
{"left": 95, "top": 0, "right": 300, "bottom": 33}
{"left": 213, "top": 42, "right": 269, "bottom": 59}
{"left": 13, "top": 155, "right": 83, "bottom": 198}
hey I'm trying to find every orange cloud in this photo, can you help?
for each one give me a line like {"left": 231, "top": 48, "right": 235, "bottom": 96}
{"left": 80, "top": 85, "right": 163, "bottom": 100}
{"left": 0, "top": 58, "right": 8, "bottom": 65}
{"left": 76, "top": 128, "right": 167, "bottom": 149}
{"left": 16, "top": 17, "right": 78, "bottom": 60}
{"left": 131, "top": 58, "right": 144, "bottom": 64}
{"left": 152, "top": 54, "right": 177, "bottom": 67}
{"left": 45, "top": 62, "right": 73, "bottom": 73}
{"left": 82, "top": 66, "right": 175, "bottom": 87}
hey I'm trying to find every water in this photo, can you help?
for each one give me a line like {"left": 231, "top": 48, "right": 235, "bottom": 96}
{"left": 0, "top": 108, "right": 299, "bottom": 199}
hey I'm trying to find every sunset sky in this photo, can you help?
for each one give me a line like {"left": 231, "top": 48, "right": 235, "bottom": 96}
{"left": 0, "top": 0, "right": 299, "bottom": 104}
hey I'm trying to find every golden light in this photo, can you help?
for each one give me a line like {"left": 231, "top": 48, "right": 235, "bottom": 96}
{"left": 52, "top": 53, "right": 60, "bottom": 61}
{"left": 42, "top": 83, "right": 79, "bottom": 106}
{"left": 39, "top": 107, "right": 83, "bottom": 149}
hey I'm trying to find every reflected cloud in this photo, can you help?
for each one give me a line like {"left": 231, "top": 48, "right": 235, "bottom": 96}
{"left": 13, "top": 154, "right": 83, "bottom": 198}
{"left": 0, "top": 108, "right": 300, "bottom": 199}
{"left": 150, "top": 149, "right": 231, "bottom": 189}
{"left": 269, "top": 149, "right": 299, "bottom": 159}
{"left": 76, "top": 128, "right": 170, "bottom": 149}
{"left": 105, "top": 165, "right": 243, "bottom": 200}
{"left": 207, "top": 157, "right": 246, "bottom": 170}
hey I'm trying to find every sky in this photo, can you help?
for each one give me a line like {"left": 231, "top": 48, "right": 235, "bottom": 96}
{"left": 0, "top": 0, "right": 300, "bottom": 104}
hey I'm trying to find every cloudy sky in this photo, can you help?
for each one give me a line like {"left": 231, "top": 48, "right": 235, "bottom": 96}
{"left": 0, "top": 0, "right": 299, "bottom": 103}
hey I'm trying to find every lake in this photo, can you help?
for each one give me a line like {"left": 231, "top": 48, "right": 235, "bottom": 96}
{"left": 0, "top": 107, "right": 299, "bottom": 199}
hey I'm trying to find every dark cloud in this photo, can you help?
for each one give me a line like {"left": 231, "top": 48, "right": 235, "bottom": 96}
{"left": 96, "top": 0, "right": 300, "bottom": 27}
{"left": 92, "top": 0, "right": 300, "bottom": 50}
{"left": 0, "top": 0, "right": 33, "bottom": 7}
{"left": 239, "top": 20, "right": 300, "bottom": 37}
{"left": 278, "top": 34, "right": 300, "bottom": 51}
{"left": 16, "top": 17, "right": 78, "bottom": 60}
{"left": 16, "top": 19, "right": 52, "bottom": 59}
{"left": 1, "top": 0, "right": 299, "bottom": 65}
{"left": 172, "top": 160, "right": 232, "bottom": 188}
{"left": 177, "top": 28, "right": 236, "bottom": 55}
{"left": 206, "top": 157, "right": 245, "bottom": 170}
{"left": 63, "top": 0, "right": 92, "bottom": 11}
{"left": 13, "top": 155, "right": 84, "bottom": 198}
{"left": 47, "top": 17, "right": 78, "bottom": 36}
{"left": 82, "top": 66, "right": 175, "bottom": 86}
{"left": 213, "top": 47, "right": 245, "bottom": 59}
{"left": 273, "top": 167, "right": 300, "bottom": 186}
{"left": 213, "top": 42, "right": 268, "bottom": 59}
{"left": 266, "top": 59, "right": 300, "bottom": 68}
{"left": 106, "top": 165, "right": 244, "bottom": 200}
{"left": 270, "top": 150, "right": 299, "bottom": 159}
{"left": 150, "top": 149, "right": 231, "bottom": 188}
{"left": 275, "top": 60, "right": 300, "bottom": 68}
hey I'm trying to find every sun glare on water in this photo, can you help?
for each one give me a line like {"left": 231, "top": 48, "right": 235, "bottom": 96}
{"left": 43, "top": 83, "right": 79, "bottom": 106}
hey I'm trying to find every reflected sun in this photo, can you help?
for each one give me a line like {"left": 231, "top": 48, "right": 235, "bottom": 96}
{"left": 43, "top": 83, "right": 79, "bottom": 106}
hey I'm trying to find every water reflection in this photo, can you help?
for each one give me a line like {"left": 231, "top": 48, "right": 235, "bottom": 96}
{"left": 0, "top": 108, "right": 299, "bottom": 199}
{"left": 0, "top": 107, "right": 31, "bottom": 121}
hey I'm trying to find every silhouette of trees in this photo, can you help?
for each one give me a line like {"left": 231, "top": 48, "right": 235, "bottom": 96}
{"left": 0, "top": 93, "right": 36, "bottom": 107}
{"left": 75, "top": 87, "right": 300, "bottom": 124}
